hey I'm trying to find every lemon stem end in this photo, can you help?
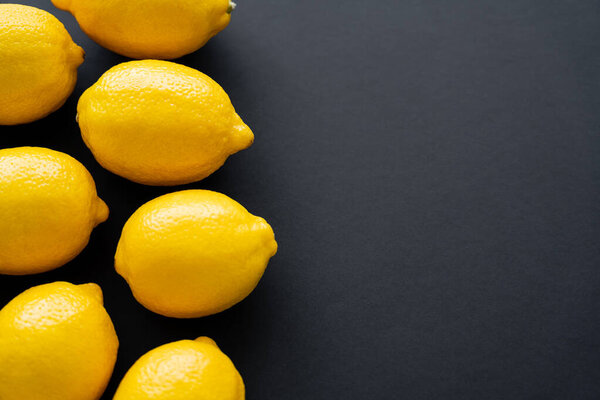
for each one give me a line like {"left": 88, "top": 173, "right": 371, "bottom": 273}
{"left": 228, "top": 1, "right": 236, "bottom": 13}
{"left": 79, "top": 283, "right": 104, "bottom": 304}
{"left": 195, "top": 337, "right": 218, "bottom": 347}
{"left": 95, "top": 198, "right": 110, "bottom": 225}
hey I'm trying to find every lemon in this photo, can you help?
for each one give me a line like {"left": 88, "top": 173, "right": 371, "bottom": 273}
{"left": 52, "top": 0, "right": 235, "bottom": 59}
{"left": 0, "top": 282, "right": 119, "bottom": 400}
{"left": 0, "top": 4, "right": 84, "bottom": 125}
{"left": 0, "top": 147, "right": 109, "bottom": 275}
{"left": 115, "top": 190, "right": 277, "bottom": 318}
{"left": 114, "top": 337, "right": 244, "bottom": 400}
{"left": 77, "top": 60, "right": 254, "bottom": 186}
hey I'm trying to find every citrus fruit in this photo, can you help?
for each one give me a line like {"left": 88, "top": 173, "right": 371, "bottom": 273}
{"left": 0, "top": 4, "right": 84, "bottom": 125}
{"left": 52, "top": 0, "right": 235, "bottom": 59}
{"left": 115, "top": 190, "right": 277, "bottom": 318}
{"left": 114, "top": 337, "right": 244, "bottom": 400}
{"left": 77, "top": 60, "right": 254, "bottom": 186}
{"left": 0, "top": 147, "right": 108, "bottom": 275}
{"left": 0, "top": 282, "right": 119, "bottom": 400}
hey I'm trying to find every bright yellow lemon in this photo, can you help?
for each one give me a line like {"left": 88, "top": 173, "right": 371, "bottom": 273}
{"left": 0, "top": 147, "right": 108, "bottom": 275}
{"left": 52, "top": 0, "right": 235, "bottom": 59}
{"left": 0, "top": 4, "right": 84, "bottom": 125}
{"left": 77, "top": 60, "right": 254, "bottom": 186}
{"left": 114, "top": 337, "right": 244, "bottom": 400}
{"left": 116, "top": 190, "right": 277, "bottom": 318}
{"left": 0, "top": 282, "right": 119, "bottom": 400}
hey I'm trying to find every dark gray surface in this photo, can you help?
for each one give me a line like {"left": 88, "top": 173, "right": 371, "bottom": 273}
{"left": 1, "top": 0, "right": 600, "bottom": 399}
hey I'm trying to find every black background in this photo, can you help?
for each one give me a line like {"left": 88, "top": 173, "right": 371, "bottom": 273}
{"left": 1, "top": 1, "right": 600, "bottom": 399}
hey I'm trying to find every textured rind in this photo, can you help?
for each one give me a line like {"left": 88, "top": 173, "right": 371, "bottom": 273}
{"left": 0, "top": 4, "right": 84, "bottom": 125}
{"left": 52, "top": 0, "right": 231, "bottom": 59}
{"left": 113, "top": 338, "right": 244, "bottom": 400}
{"left": 0, "top": 147, "right": 108, "bottom": 275}
{"left": 78, "top": 60, "right": 254, "bottom": 186}
{"left": 0, "top": 282, "right": 119, "bottom": 400}
{"left": 115, "top": 190, "right": 277, "bottom": 318}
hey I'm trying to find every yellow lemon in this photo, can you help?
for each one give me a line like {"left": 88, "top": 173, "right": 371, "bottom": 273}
{"left": 0, "top": 4, "right": 84, "bottom": 125}
{"left": 0, "top": 147, "right": 109, "bottom": 275}
{"left": 77, "top": 60, "right": 254, "bottom": 186}
{"left": 0, "top": 282, "right": 119, "bottom": 400}
{"left": 52, "top": 0, "right": 235, "bottom": 59}
{"left": 114, "top": 337, "right": 244, "bottom": 400}
{"left": 115, "top": 190, "right": 277, "bottom": 318}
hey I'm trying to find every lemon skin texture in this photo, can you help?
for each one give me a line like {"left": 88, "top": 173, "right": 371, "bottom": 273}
{"left": 0, "top": 282, "right": 119, "bottom": 400}
{"left": 0, "top": 4, "right": 84, "bottom": 125}
{"left": 115, "top": 190, "right": 277, "bottom": 318}
{"left": 0, "top": 147, "right": 109, "bottom": 275}
{"left": 52, "top": 0, "right": 233, "bottom": 59}
{"left": 114, "top": 337, "right": 244, "bottom": 400}
{"left": 77, "top": 60, "right": 254, "bottom": 186}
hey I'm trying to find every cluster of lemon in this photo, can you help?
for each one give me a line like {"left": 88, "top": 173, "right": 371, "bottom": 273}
{"left": 0, "top": 2, "right": 275, "bottom": 399}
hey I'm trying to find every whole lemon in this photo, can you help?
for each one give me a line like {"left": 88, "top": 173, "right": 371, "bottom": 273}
{"left": 116, "top": 190, "right": 277, "bottom": 318}
{"left": 0, "top": 282, "right": 119, "bottom": 400}
{"left": 0, "top": 147, "right": 109, "bottom": 275}
{"left": 0, "top": 4, "right": 84, "bottom": 125}
{"left": 77, "top": 60, "right": 254, "bottom": 186}
{"left": 114, "top": 337, "right": 244, "bottom": 400}
{"left": 52, "top": 0, "right": 234, "bottom": 59}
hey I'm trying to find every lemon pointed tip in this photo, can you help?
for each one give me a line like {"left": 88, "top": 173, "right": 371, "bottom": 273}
{"left": 195, "top": 336, "right": 218, "bottom": 347}
{"left": 95, "top": 198, "right": 109, "bottom": 225}
{"left": 78, "top": 283, "right": 104, "bottom": 304}
{"left": 72, "top": 45, "right": 85, "bottom": 66}
{"left": 270, "top": 238, "right": 278, "bottom": 257}
{"left": 230, "top": 120, "right": 254, "bottom": 152}
{"left": 51, "top": 0, "right": 71, "bottom": 11}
